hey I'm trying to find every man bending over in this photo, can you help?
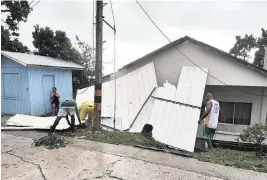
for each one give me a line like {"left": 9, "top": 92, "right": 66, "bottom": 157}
{"left": 50, "top": 98, "right": 82, "bottom": 133}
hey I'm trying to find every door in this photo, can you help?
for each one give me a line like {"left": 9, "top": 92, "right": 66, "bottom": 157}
{"left": 2, "top": 73, "right": 21, "bottom": 114}
{"left": 42, "top": 75, "right": 55, "bottom": 114}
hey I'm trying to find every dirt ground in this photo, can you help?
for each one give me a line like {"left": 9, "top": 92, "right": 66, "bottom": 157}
{"left": 2, "top": 131, "right": 267, "bottom": 180}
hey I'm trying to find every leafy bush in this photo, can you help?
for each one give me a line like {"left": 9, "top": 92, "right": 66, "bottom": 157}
{"left": 237, "top": 123, "right": 267, "bottom": 156}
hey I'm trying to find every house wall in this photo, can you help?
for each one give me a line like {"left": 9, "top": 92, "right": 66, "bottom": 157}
{"left": 205, "top": 86, "right": 266, "bottom": 132}
{"left": 115, "top": 41, "right": 267, "bottom": 87}
{"left": 28, "top": 68, "right": 73, "bottom": 116}
{"left": 261, "top": 87, "right": 267, "bottom": 124}
{"left": 1, "top": 56, "right": 31, "bottom": 114}
{"left": 110, "top": 41, "right": 267, "bottom": 136}
{"left": 195, "top": 86, "right": 267, "bottom": 141}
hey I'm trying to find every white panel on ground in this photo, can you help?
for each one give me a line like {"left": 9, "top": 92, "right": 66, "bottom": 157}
{"left": 149, "top": 66, "right": 208, "bottom": 152}
{"left": 76, "top": 62, "right": 158, "bottom": 131}
{"left": 6, "top": 114, "right": 80, "bottom": 130}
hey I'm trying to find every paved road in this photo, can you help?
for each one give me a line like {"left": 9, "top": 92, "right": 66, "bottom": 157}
{"left": 1, "top": 132, "right": 267, "bottom": 180}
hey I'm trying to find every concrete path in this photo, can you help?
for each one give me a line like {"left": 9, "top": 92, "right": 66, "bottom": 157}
{"left": 1, "top": 131, "right": 267, "bottom": 180}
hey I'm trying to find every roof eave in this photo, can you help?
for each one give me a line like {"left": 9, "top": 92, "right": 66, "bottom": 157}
{"left": 186, "top": 37, "right": 267, "bottom": 76}
{"left": 26, "top": 64, "right": 85, "bottom": 70}
{"left": 121, "top": 36, "right": 267, "bottom": 77}
{"left": 2, "top": 51, "right": 85, "bottom": 70}
{"left": 1, "top": 52, "right": 27, "bottom": 67}
{"left": 122, "top": 36, "right": 188, "bottom": 69}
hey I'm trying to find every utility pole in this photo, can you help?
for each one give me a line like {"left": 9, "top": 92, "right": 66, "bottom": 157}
{"left": 93, "top": 0, "right": 104, "bottom": 130}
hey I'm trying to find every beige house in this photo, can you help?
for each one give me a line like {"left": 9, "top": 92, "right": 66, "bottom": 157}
{"left": 104, "top": 36, "right": 267, "bottom": 141}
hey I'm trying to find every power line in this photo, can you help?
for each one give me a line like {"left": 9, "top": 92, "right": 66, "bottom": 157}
{"left": 136, "top": 1, "right": 266, "bottom": 97}
{"left": 29, "top": 1, "right": 34, "bottom": 6}
{"left": 31, "top": 0, "right": 41, "bottom": 9}
{"left": 110, "top": 0, "right": 117, "bottom": 129}
{"left": 110, "top": 0, "right": 116, "bottom": 32}
{"left": 92, "top": 0, "right": 95, "bottom": 53}
{"left": 77, "top": 0, "right": 95, "bottom": 95}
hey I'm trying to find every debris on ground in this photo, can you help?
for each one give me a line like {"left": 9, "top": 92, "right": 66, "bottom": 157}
{"left": 34, "top": 134, "right": 68, "bottom": 149}
{"left": 60, "top": 129, "right": 164, "bottom": 149}
{"left": 1, "top": 115, "right": 12, "bottom": 127}
{"left": 195, "top": 148, "right": 267, "bottom": 173}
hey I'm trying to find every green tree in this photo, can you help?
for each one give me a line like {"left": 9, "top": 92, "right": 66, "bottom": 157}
{"left": 1, "top": 0, "right": 32, "bottom": 35}
{"left": 230, "top": 28, "right": 267, "bottom": 68}
{"left": 1, "top": 1, "right": 31, "bottom": 52}
{"left": 32, "top": 25, "right": 95, "bottom": 96}
{"left": 254, "top": 28, "right": 267, "bottom": 67}
{"left": 1, "top": 26, "right": 29, "bottom": 53}
{"left": 229, "top": 34, "right": 257, "bottom": 60}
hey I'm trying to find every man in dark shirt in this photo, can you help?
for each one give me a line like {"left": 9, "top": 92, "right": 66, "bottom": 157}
{"left": 50, "top": 98, "right": 82, "bottom": 133}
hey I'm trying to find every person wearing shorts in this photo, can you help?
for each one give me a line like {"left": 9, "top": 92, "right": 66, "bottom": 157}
{"left": 203, "top": 127, "right": 216, "bottom": 141}
{"left": 50, "top": 98, "right": 82, "bottom": 133}
{"left": 198, "top": 93, "right": 220, "bottom": 151}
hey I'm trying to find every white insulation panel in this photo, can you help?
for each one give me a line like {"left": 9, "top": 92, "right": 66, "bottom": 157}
{"left": 76, "top": 62, "right": 158, "bottom": 131}
{"left": 149, "top": 66, "right": 208, "bottom": 152}
{"left": 6, "top": 114, "right": 80, "bottom": 130}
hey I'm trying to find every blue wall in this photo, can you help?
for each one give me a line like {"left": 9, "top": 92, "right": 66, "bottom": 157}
{"left": 28, "top": 68, "right": 73, "bottom": 115}
{"left": 1, "top": 55, "right": 31, "bottom": 114}
{"left": 1, "top": 55, "right": 73, "bottom": 116}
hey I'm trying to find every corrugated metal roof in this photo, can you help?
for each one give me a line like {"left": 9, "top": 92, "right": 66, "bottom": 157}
{"left": 1, "top": 51, "right": 84, "bottom": 70}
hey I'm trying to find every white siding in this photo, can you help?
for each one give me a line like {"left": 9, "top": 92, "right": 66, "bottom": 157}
{"left": 76, "top": 62, "right": 158, "bottom": 131}
{"left": 112, "top": 40, "right": 267, "bottom": 134}
{"left": 149, "top": 66, "right": 208, "bottom": 152}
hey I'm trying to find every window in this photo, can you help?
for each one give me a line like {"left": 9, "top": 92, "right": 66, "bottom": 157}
{"left": 2, "top": 73, "right": 20, "bottom": 99}
{"left": 219, "top": 102, "right": 252, "bottom": 125}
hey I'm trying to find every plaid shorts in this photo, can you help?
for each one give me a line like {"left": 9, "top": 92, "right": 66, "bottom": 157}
{"left": 57, "top": 106, "right": 75, "bottom": 117}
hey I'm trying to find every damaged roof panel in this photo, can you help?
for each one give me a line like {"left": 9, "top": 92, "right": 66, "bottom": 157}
{"left": 76, "top": 62, "right": 158, "bottom": 131}
{"left": 149, "top": 66, "right": 208, "bottom": 152}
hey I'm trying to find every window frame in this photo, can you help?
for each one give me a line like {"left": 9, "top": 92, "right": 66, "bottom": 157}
{"left": 219, "top": 101, "right": 252, "bottom": 125}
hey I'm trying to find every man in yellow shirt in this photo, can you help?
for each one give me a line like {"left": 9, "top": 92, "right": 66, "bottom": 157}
{"left": 79, "top": 101, "right": 94, "bottom": 127}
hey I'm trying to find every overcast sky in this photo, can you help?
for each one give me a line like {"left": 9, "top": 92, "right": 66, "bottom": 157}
{"left": 17, "top": 0, "right": 267, "bottom": 75}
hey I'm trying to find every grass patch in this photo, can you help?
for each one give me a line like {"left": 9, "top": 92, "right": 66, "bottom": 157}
{"left": 61, "top": 129, "right": 164, "bottom": 149}
{"left": 196, "top": 149, "right": 267, "bottom": 173}
{"left": 34, "top": 134, "right": 68, "bottom": 149}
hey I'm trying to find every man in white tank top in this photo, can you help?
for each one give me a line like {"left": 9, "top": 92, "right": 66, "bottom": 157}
{"left": 198, "top": 93, "right": 220, "bottom": 151}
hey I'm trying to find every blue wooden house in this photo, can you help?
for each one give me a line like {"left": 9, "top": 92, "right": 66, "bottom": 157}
{"left": 1, "top": 51, "right": 84, "bottom": 116}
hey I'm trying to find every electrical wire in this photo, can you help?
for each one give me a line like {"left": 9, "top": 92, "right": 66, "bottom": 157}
{"left": 92, "top": 0, "right": 95, "bottom": 54}
{"left": 110, "top": 0, "right": 116, "bottom": 32}
{"left": 77, "top": 0, "right": 95, "bottom": 95}
{"left": 110, "top": 0, "right": 117, "bottom": 129}
{"left": 31, "top": 0, "right": 41, "bottom": 9}
{"left": 29, "top": 1, "right": 34, "bottom": 6}
{"left": 136, "top": 1, "right": 266, "bottom": 97}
